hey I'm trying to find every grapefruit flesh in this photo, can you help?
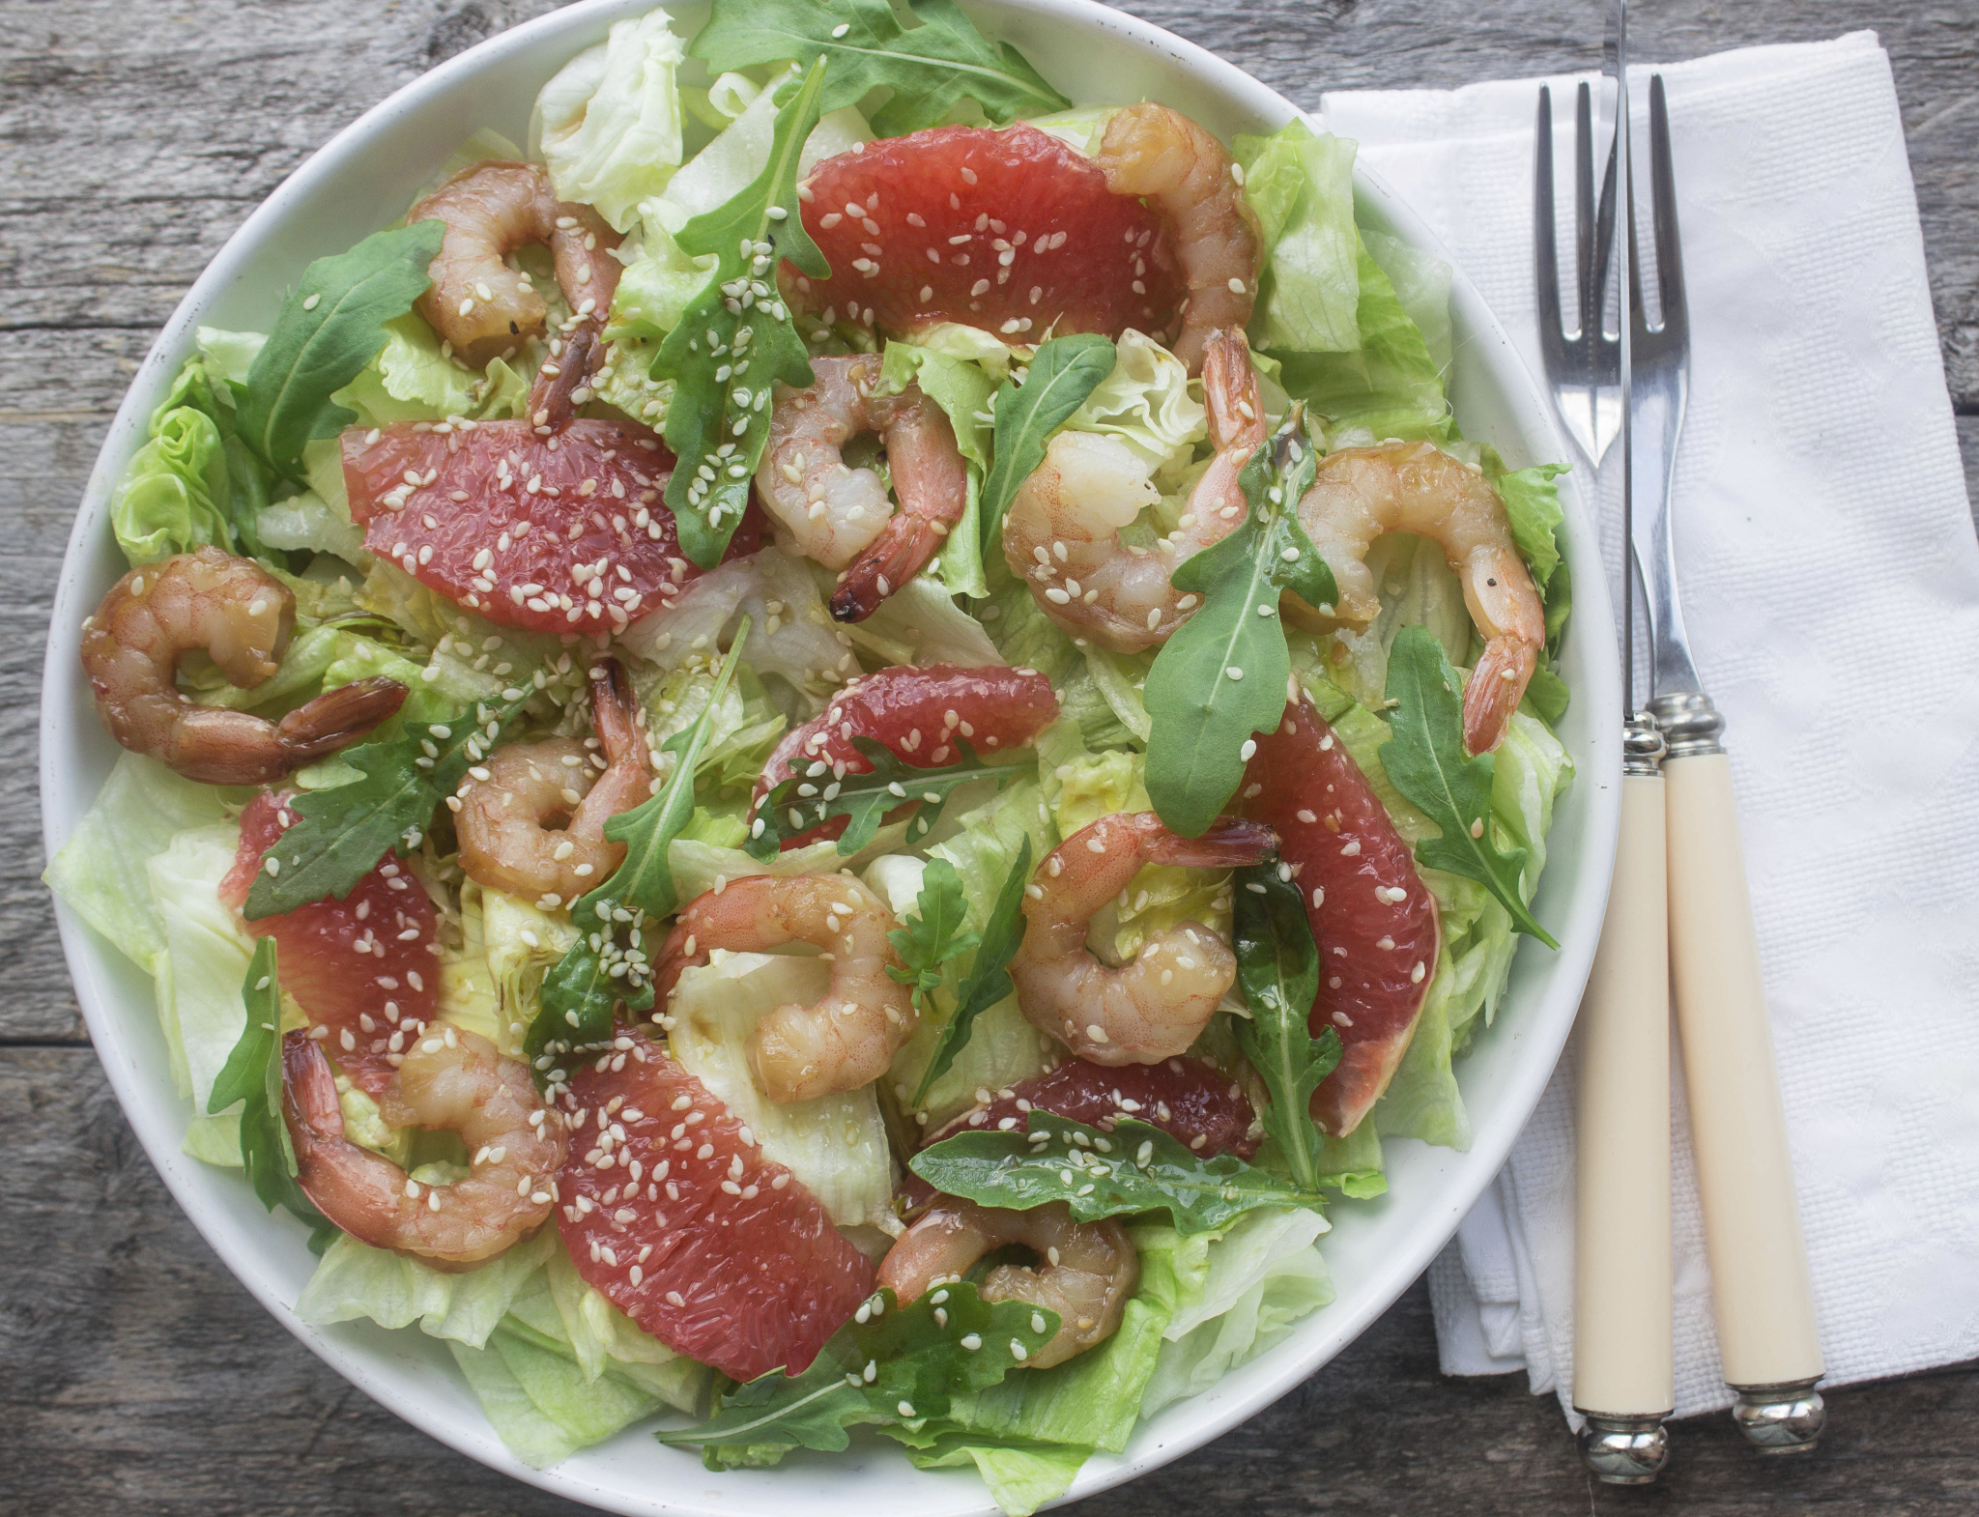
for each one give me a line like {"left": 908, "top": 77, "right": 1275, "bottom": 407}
{"left": 555, "top": 1030, "right": 874, "bottom": 1382}
{"left": 220, "top": 791, "right": 437, "bottom": 1101}
{"left": 791, "top": 124, "right": 1185, "bottom": 345}
{"left": 342, "top": 418, "right": 763, "bottom": 636}
{"left": 1244, "top": 698, "right": 1439, "bottom": 1136}
{"left": 905, "top": 1056, "right": 1258, "bottom": 1212}
{"left": 753, "top": 664, "right": 1058, "bottom": 851}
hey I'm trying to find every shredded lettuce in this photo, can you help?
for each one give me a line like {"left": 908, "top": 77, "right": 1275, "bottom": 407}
{"left": 1062, "top": 329, "right": 1205, "bottom": 480}
{"left": 531, "top": 10, "right": 690, "bottom": 234}
{"left": 1234, "top": 121, "right": 1361, "bottom": 354}
{"left": 299, "top": 1228, "right": 555, "bottom": 1346}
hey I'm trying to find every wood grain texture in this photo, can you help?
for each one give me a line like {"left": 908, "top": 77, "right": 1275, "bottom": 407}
{"left": 4, "top": 0, "right": 1975, "bottom": 1511}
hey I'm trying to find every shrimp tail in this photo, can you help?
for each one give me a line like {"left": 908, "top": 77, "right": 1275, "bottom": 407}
{"left": 1462, "top": 635, "right": 1538, "bottom": 755}
{"left": 527, "top": 324, "right": 602, "bottom": 435}
{"left": 1142, "top": 814, "right": 1279, "bottom": 869}
{"left": 274, "top": 676, "right": 410, "bottom": 764}
{"left": 1200, "top": 329, "right": 1266, "bottom": 451}
{"left": 829, "top": 512, "right": 942, "bottom": 622}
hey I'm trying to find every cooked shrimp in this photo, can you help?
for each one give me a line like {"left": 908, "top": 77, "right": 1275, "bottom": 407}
{"left": 878, "top": 1199, "right": 1137, "bottom": 1369}
{"left": 79, "top": 547, "right": 406, "bottom": 785}
{"left": 411, "top": 160, "right": 621, "bottom": 428}
{"left": 455, "top": 659, "right": 651, "bottom": 907}
{"left": 1092, "top": 105, "right": 1262, "bottom": 374}
{"left": 1290, "top": 442, "right": 1546, "bottom": 754}
{"left": 1012, "top": 812, "right": 1277, "bottom": 1064}
{"left": 753, "top": 353, "right": 968, "bottom": 620}
{"left": 282, "top": 1023, "right": 566, "bottom": 1266}
{"left": 1004, "top": 328, "right": 1264, "bottom": 652}
{"left": 652, "top": 874, "right": 915, "bottom": 1104}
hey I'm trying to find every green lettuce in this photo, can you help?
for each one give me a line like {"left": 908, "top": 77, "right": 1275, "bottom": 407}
{"left": 148, "top": 823, "right": 256, "bottom": 1164}
{"left": 1272, "top": 235, "right": 1454, "bottom": 444}
{"left": 1234, "top": 120, "right": 1361, "bottom": 354}
{"left": 875, "top": 780, "right": 1056, "bottom": 1126}
{"left": 300, "top": 1228, "right": 704, "bottom": 1467}
{"left": 1062, "top": 328, "right": 1205, "bottom": 479}
{"left": 667, "top": 951, "right": 895, "bottom": 1225}
{"left": 531, "top": 10, "right": 690, "bottom": 234}
{"left": 331, "top": 314, "right": 528, "bottom": 427}
{"left": 44, "top": 752, "right": 230, "bottom": 975}
{"left": 110, "top": 406, "right": 234, "bottom": 565}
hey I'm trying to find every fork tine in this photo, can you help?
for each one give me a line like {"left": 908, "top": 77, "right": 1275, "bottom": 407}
{"left": 1648, "top": 74, "right": 1688, "bottom": 335}
{"left": 1534, "top": 87, "right": 1565, "bottom": 348}
{"left": 1574, "top": 82, "right": 1597, "bottom": 342}
{"left": 1591, "top": 117, "right": 1619, "bottom": 338}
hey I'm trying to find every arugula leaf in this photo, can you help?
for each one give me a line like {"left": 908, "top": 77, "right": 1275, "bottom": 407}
{"left": 912, "top": 834, "right": 1031, "bottom": 1106}
{"left": 1230, "top": 863, "right": 1339, "bottom": 1191}
{"left": 656, "top": 1282, "right": 1055, "bottom": 1458}
{"left": 977, "top": 334, "right": 1117, "bottom": 560}
{"left": 529, "top": 628, "right": 751, "bottom": 1069}
{"left": 208, "top": 939, "right": 328, "bottom": 1230}
{"left": 910, "top": 1110, "right": 1324, "bottom": 1236}
{"left": 747, "top": 736, "right": 1035, "bottom": 860}
{"left": 243, "top": 686, "right": 533, "bottom": 919}
{"left": 887, "top": 858, "right": 980, "bottom": 1012}
{"left": 692, "top": 0, "right": 1069, "bottom": 138}
{"left": 233, "top": 220, "right": 445, "bottom": 484}
{"left": 1380, "top": 626, "right": 1558, "bottom": 946}
{"left": 658, "top": 60, "right": 829, "bottom": 568}
{"left": 1143, "top": 413, "right": 1337, "bottom": 837}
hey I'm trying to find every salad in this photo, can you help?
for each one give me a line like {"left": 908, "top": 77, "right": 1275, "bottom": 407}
{"left": 47, "top": 1, "right": 1575, "bottom": 1510}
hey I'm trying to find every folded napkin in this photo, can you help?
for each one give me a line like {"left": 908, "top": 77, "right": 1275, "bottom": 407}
{"left": 1322, "top": 31, "right": 1979, "bottom": 1421}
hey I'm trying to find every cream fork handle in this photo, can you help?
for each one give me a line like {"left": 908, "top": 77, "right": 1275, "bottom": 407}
{"left": 1663, "top": 747, "right": 1825, "bottom": 1445}
{"left": 1573, "top": 770, "right": 1672, "bottom": 1480}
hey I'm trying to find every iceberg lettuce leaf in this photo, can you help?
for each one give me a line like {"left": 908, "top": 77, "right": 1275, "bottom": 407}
{"left": 532, "top": 11, "right": 689, "bottom": 234}
{"left": 1234, "top": 121, "right": 1361, "bottom": 354}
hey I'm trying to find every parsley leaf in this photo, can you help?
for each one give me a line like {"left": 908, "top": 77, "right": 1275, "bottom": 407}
{"left": 243, "top": 686, "right": 533, "bottom": 919}
{"left": 208, "top": 939, "right": 329, "bottom": 1233}
{"left": 655, "top": 1281, "right": 1055, "bottom": 1460}
{"left": 658, "top": 60, "right": 829, "bottom": 568}
{"left": 1380, "top": 626, "right": 1558, "bottom": 946}
{"left": 977, "top": 333, "right": 1116, "bottom": 560}
{"left": 887, "top": 858, "right": 980, "bottom": 1013}
{"left": 233, "top": 220, "right": 445, "bottom": 484}
{"left": 910, "top": 1110, "right": 1324, "bottom": 1236}
{"left": 1144, "top": 412, "right": 1337, "bottom": 837}
{"left": 529, "top": 628, "right": 752, "bottom": 1069}
{"left": 912, "top": 834, "right": 1031, "bottom": 1106}
{"left": 747, "top": 736, "right": 1035, "bottom": 860}
{"left": 691, "top": 0, "right": 1069, "bottom": 138}
{"left": 1230, "top": 863, "right": 1339, "bottom": 1191}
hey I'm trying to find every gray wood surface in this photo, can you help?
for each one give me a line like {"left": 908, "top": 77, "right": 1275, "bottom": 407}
{"left": 4, "top": 1, "right": 1974, "bottom": 1511}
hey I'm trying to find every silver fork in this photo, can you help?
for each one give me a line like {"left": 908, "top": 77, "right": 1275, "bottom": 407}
{"left": 1630, "top": 74, "right": 1830, "bottom": 1454}
{"left": 1534, "top": 80, "right": 1622, "bottom": 468}
{"left": 1631, "top": 76, "right": 1702, "bottom": 710}
{"left": 1536, "top": 37, "right": 1675, "bottom": 1488}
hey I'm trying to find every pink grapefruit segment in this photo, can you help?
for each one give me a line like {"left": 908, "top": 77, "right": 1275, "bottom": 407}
{"left": 555, "top": 1030, "right": 874, "bottom": 1382}
{"left": 753, "top": 664, "right": 1058, "bottom": 851}
{"left": 790, "top": 124, "right": 1185, "bottom": 345}
{"left": 1245, "top": 698, "right": 1439, "bottom": 1137}
{"left": 342, "top": 418, "right": 763, "bottom": 636}
{"left": 219, "top": 791, "right": 437, "bottom": 1100}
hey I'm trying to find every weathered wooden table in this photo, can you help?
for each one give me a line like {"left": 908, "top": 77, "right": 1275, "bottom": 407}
{"left": 6, "top": 1, "right": 1975, "bottom": 1511}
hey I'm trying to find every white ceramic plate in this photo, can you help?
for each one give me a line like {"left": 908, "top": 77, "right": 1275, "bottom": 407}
{"left": 39, "top": 1, "right": 1620, "bottom": 1510}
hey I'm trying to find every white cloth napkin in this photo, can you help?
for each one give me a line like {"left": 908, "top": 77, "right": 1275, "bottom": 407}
{"left": 1321, "top": 31, "right": 1979, "bottom": 1422}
